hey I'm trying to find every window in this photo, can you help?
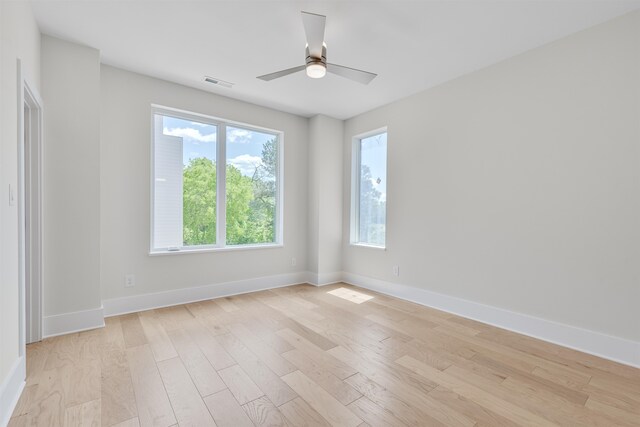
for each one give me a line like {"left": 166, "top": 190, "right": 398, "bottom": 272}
{"left": 351, "top": 130, "right": 387, "bottom": 247}
{"left": 152, "top": 107, "right": 281, "bottom": 252}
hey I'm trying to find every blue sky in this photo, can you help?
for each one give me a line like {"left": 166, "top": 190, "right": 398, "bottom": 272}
{"left": 361, "top": 132, "right": 387, "bottom": 202}
{"left": 162, "top": 115, "right": 276, "bottom": 177}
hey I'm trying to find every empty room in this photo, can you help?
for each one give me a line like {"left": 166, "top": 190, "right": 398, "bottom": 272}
{"left": 1, "top": 0, "right": 639, "bottom": 426}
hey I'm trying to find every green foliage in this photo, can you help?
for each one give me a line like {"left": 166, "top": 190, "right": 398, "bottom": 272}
{"left": 359, "top": 164, "right": 386, "bottom": 245}
{"left": 225, "top": 164, "right": 254, "bottom": 245}
{"left": 182, "top": 138, "right": 277, "bottom": 246}
{"left": 183, "top": 157, "right": 216, "bottom": 245}
{"left": 246, "top": 139, "right": 277, "bottom": 243}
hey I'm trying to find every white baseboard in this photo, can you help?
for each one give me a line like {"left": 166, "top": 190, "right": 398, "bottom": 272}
{"left": 0, "top": 356, "right": 25, "bottom": 427}
{"left": 307, "top": 271, "right": 343, "bottom": 286}
{"left": 342, "top": 272, "right": 640, "bottom": 368}
{"left": 39, "top": 269, "right": 639, "bottom": 368}
{"left": 103, "top": 272, "right": 309, "bottom": 317}
{"left": 43, "top": 306, "right": 105, "bottom": 338}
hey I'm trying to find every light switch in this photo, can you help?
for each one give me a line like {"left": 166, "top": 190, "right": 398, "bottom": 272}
{"left": 9, "top": 184, "right": 15, "bottom": 206}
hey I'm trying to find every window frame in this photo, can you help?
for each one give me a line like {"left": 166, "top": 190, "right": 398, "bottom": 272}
{"left": 149, "top": 105, "right": 284, "bottom": 255}
{"left": 350, "top": 127, "right": 388, "bottom": 250}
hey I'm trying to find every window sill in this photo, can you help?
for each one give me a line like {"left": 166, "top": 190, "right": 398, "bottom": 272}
{"left": 350, "top": 243, "right": 386, "bottom": 251}
{"left": 149, "top": 243, "right": 283, "bottom": 256}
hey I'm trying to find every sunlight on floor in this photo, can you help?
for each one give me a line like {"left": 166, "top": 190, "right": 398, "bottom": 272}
{"left": 327, "top": 287, "right": 374, "bottom": 304}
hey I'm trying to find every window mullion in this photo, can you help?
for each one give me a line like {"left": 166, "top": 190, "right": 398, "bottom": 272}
{"left": 217, "top": 124, "right": 227, "bottom": 247}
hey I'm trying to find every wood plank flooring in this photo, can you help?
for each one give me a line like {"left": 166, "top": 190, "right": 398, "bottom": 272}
{"left": 9, "top": 283, "right": 640, "bottom": 426}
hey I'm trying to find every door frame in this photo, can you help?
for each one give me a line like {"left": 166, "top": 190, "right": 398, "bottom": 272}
{"left": 17, "top": 59, "right": 44, "bottom": 349}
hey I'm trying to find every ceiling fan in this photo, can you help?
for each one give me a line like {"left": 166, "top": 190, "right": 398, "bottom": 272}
{"left": 257, "top": 11, "right": 377, "bottom": 85}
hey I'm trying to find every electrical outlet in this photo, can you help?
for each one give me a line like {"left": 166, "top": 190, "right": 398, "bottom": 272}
{"left": 125, "top": 274, "right": 135, "bottom": 288}
{"left": 392, "top": 265, "right": 400, "bottom": 277}
{"left": 291, "top": 257, "right": 297, "bottom": 267}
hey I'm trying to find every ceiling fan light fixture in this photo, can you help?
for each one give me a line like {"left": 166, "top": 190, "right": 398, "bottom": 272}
{"left": 306, "top": 62, "right": 326, "bottom": 79}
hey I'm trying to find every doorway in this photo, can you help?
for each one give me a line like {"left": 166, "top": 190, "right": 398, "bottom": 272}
{"left": 18, "top": 59, "right": 44, "bottom": 348}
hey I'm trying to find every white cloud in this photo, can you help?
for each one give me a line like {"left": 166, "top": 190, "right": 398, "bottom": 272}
{"left": 227, "top": 128, "right": 253, "bottom": 143}
{"left": 163, "top": 127, "right": 216, "bottom": 143}
{"left": 228, "top": 154, "right": 262, "bottom": 176}
{"left": 189, "top": 121, "right": 210, "bottom": 127}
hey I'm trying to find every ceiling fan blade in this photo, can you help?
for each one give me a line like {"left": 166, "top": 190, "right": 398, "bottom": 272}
{"left": 327, "top": 63, "right": 377, "bottom": 84}
{"left": 301, "top": 11, "right": 326, "bottom": 58}
{"left": 257, "top": 65, "right": 306, "bottom": 81}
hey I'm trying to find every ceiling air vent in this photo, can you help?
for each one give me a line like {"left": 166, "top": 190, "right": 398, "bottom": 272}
{"left": 204, "top": 76, "right": 233, "bottom": 88}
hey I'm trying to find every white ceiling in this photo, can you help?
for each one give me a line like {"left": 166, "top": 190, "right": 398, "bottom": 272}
{"left": 32, "top": 0, "right": 640, "bottom": 119}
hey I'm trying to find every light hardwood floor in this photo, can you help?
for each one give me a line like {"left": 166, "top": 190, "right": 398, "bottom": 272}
{"left": 9, "top": 283, "right": 640, "bottom": 426}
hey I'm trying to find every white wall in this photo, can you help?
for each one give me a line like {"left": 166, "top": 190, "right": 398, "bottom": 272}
{"left": 100, "top": 66, "right": 308, "bottom": 303}
{"left": 308, "top": 115, "right": 344, "bottom": 284}
{"left": 41, "top": 36, "right": 102, "bottom": 320}
{"left": 343, "top": 11, "right": 640, "bottom": 342}
{"left": 0, "top": 0, "right": 40, "bottom": 418}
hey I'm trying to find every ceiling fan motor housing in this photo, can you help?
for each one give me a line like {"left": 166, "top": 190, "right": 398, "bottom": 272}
{"left": 306, "top": 44, "right": 327, "bottom": 67}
